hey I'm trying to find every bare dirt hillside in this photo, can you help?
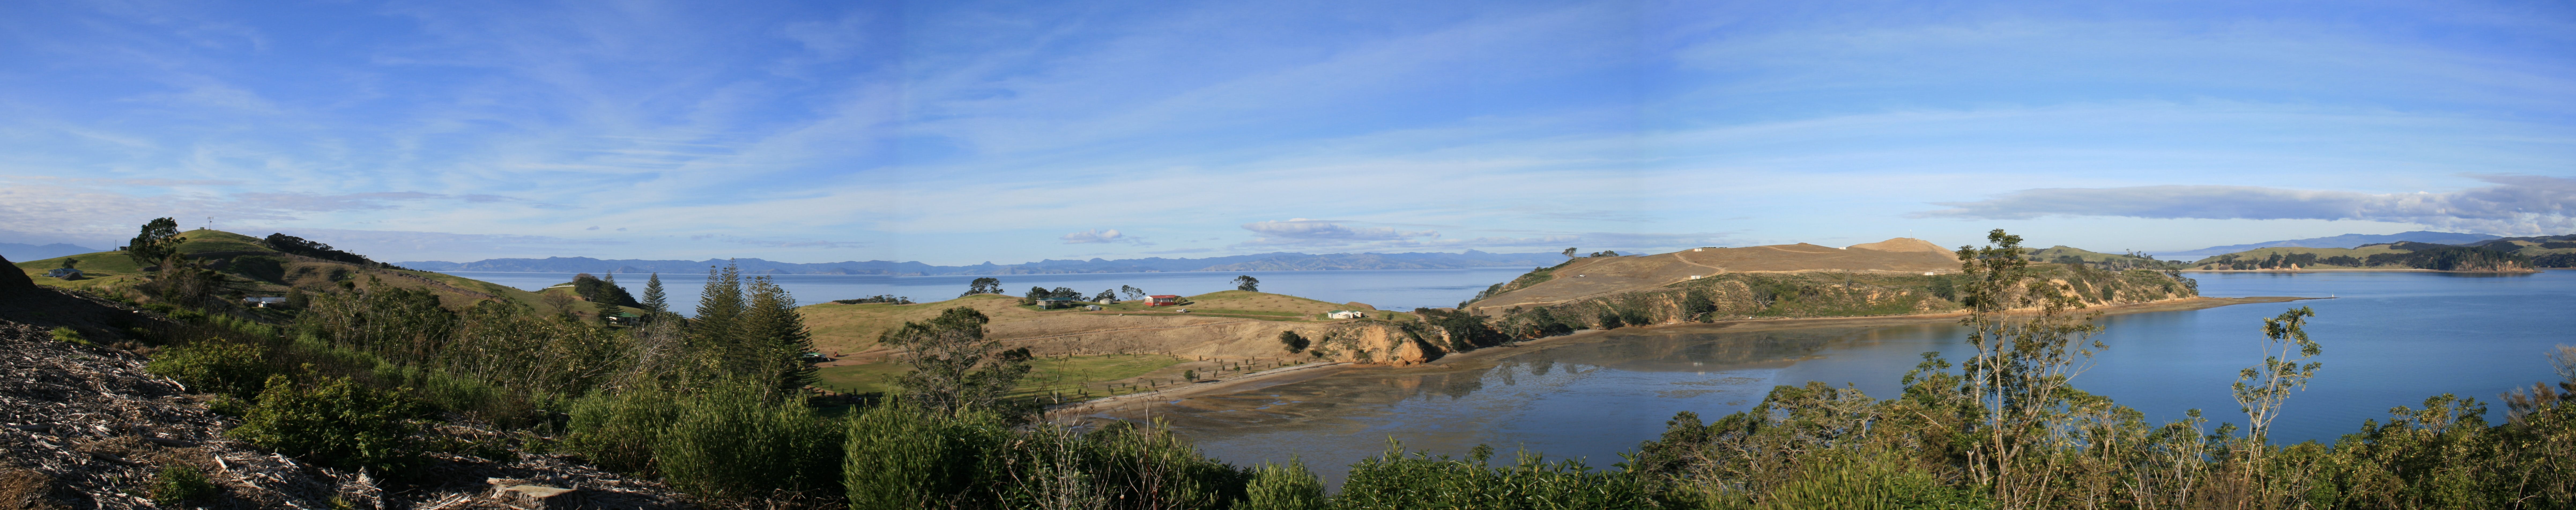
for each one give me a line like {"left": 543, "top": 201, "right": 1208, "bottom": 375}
{"left": 1470, "top": 238, "right": 1959, "bottom": 311}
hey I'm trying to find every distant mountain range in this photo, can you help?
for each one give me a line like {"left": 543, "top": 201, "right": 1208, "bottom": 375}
{"left": 2155, "top": 231, "right": 2503, "bottom": 258}
{"left": 0, "top": 243, "right": 106, "bottom": 262}
{"left": 395, "top": 250, "right": 1567, "bottom": 276}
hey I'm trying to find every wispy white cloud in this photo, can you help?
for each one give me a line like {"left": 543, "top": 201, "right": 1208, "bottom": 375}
{"left": 1916, "top": 175, "right": 2576, "bottom": 235}
{"left": 1060, "top": 228, "right": 1145, "bottom": 245}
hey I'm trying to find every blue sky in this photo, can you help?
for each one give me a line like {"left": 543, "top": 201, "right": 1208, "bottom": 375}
{"left": 3, "top": 1, "right": 2573, "bottom": 264}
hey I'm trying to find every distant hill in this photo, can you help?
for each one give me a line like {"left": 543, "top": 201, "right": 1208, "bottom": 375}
{"left": 1463, "top": 238, "right": 2203, "bottom": 325}
{"left": 2024, "top": 245, "right": 2186, "bottom": 270}
{"left": 395, "top": 250, "right": 1565, "bottom": 276}
{"left": 2187, "top": 240, "right": 2540, "bottom": 272}
{"left": 2158, "top": 231, "right": 2501, "bottom": 258}
{"left": 13, "top": 229, "right": 631, "bottom": 316}
{"left": 0, "top": 242, "right": 106, "bottom": 261}
{"left": 2459, "top": 234, "right": 2576, "bottom": 268}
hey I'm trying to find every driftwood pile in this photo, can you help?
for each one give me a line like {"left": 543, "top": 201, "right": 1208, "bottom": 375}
{"left": 0, "top": 297, "right": 693, "bottom": 509}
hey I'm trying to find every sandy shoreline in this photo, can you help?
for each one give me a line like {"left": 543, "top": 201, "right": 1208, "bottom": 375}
{"left": 1059, "top": 295, "right": 2317, "bottom": 415}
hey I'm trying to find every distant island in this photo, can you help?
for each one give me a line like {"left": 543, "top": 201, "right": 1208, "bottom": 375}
{"left": 2182, "top": 235, "right": 2576, "bottom": 272}
{"left": 2153, "top": 230, "right": 2503, "bottom": 258}
{"left": 395, "top": 250, "right": 1567, "bottom": 276}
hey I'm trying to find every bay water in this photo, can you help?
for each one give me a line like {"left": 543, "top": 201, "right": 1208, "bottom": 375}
{"left": 442, "top": 267, "right": 2576, "bottom": 482}
{"left": 1100, "top": 270, "right": 2576, "bottom": 483}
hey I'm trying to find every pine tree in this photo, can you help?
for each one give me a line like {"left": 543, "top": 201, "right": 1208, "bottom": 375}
{"left": 744, "top": 276, "right": 816, "bottom": 400}
{"left": 692, "top": 261, "right": 747, "bottom": 378}
{"left": 642, "top": 272, "right": 668, "bottom": 314}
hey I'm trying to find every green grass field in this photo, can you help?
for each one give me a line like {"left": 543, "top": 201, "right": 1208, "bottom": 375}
{"left": 812, "top": 353, "right": 1186, "bottom": 399}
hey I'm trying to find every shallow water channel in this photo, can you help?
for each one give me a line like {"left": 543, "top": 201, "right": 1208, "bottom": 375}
{"left": 1093, "top": 270, "right": 2576, "bottom": 485}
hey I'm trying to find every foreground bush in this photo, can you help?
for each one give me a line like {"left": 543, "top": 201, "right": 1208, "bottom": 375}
{"left": 561, "top": 388, "right": 681, "bottom": 474}
{"left": 844, "top": 402, "right": 1251, "bottom": 510}
{"left": 652, "top": 386, "right": 844, "bottom": 501}
{"left": 146, "top": 339, "right": 270, "bottom": 398}
{"left": 227, "top": 375, "right": 428, "bottom": 472}
{"left": 1336, "top": 442, "right": 1648, "bottom": 510}
{"left": 563, "top": 384, "right": 844, "bottom": 502}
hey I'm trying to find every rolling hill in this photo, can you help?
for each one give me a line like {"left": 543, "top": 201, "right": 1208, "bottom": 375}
{"left": 11, "top": 229, "right": 637, "bottom": 317}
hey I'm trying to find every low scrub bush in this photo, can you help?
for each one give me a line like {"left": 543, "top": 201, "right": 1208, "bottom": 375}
{"left": 562, "top": 388, "right": 682, "bottom": 474}
{"left": 1337, "top": 442, "right": 1649, "bottom": 509}
{"left": 1241, "top": 458, "right": 1327, "bottom": 510}
{"left": 47, "top": 327, "right": 88, "bottom": 346}
{"left": 843, "top": 402, "right": 1250, "bottom": 510}
{"left": 653, "top": 385, "right": 845, "bottom": 501}
{"left": 227, "top": 375, "right": 429, "bottom": 472}
{"left": 146, "top": 339, "right": 272, "bottom": 398}
{"left": 147, "top": 464, "right": 217, "bottom": 505}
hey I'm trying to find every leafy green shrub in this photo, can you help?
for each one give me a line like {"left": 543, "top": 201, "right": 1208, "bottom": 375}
{"left": 562, "top": 389, "right": 681, "bottom": 474}
{"left": 47, "top": 327, "right": 88, "bottom": 346}
{"left": 148, "top": 464, "right": 217, "bottom": 505}
{"left": 1338, "top": 442, "right": 1648, "bottom": 509}
{"left": 227, "top": 375, "right": 428, "bottom": 472}
{"left": 147, "top": 340, "right": 271, "bottom": 398}
{"left": 652, "top": 386, "right": 844, "bottom": 501}
{"left": 1756, "top": 450, "right": 1989, "bottom": 510}
{"left": 844, "top": 403, "right": 1249, "bottom": 510}
{"left": 1241, "top": 458, "right": 1327, "bottom": 510}
{"left": 843, "top": 402, "right": 1012, "bottom": 510}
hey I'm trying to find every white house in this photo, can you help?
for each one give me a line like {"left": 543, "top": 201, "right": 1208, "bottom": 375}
{"left": 1328, "top": 310, "right": 1367, "bottom": 320}
{"left": 243, "top": 297, "right": 288, "bottom": 308}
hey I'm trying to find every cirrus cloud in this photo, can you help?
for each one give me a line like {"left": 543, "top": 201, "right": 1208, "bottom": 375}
{"left": 1240, "top": 219, "right": 1438, "bottom": 244}
{"left": 1914, "top": 175, "right": 2576, "bottom": 235}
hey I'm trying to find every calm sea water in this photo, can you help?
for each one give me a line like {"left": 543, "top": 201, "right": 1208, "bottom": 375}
{"left": 433, "top": 267, "right": 1534, "bottom": 314}
{"left": 1110, "top": 270, "right": 2576, "bottom": 484}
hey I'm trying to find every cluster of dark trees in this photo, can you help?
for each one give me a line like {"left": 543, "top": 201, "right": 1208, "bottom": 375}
{"left": 569, "top": 273, "right": 643, "bottom": 309}
{"left": 262, "top": 233, "right": 384, "bottom": 266}
{"left": 122, "top": 217, "right": 182, "bottom": 265}
{"left": 960, "top": 277, "right": 1005, "bottom": 297}
{"left": 2200, "top": 252, "right": 2362, "bottom": 270}
{"left": 831, "top": 295, "right": 913, "bottom": 305}
{"left": 2364, "top": 243, "right": 2534, "bottom": 271}
{"left": 2199, "top": 242, "right": 2535, "bottom": 271}
{"left": 1023, "top": 286, "right": 1084, "bottom": 301}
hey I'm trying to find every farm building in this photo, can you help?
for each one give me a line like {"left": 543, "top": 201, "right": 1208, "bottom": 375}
{"left": 1328, "top": 310, "right": 1367, "bottom": 319}
{"left": 1035, "top": 297, "right": 1081, "bottom": 309}
{"left": 1144, "top": 295, "right": 1181, "bottom": 307}
{"left": 242, "top": 296, "right": 287, "bottom": 308}
{"left": 44, "top": 268, "right": 82, "bottom": 279}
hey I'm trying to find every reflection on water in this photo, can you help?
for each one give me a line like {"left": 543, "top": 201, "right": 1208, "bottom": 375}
{"left": 1088, "top": 324, "right": 1961, "bottom": 486}
{"left": 1100, "top": 270, "right": 2576, "bottom": 486}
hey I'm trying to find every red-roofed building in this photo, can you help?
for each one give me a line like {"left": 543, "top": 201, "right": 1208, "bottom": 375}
{"left": 1145, "top": 295, "right": 1181, "bottom": 307}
